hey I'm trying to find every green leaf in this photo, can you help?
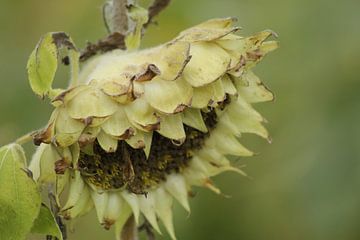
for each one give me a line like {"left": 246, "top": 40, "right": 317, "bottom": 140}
{"left": 27, "top": 32, "right": 80, "bottom": 98}
{"left": 27, "top": 33, "right": 58, "bottom": 98}
{"left": 31, "top": 204, "right": 63, "bottom": 240}
{"left": 0, "top": 144, "right": 41, "bottom": 240}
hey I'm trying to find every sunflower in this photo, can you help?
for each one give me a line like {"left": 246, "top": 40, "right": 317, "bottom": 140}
{"left": 29, "top": 17, "right": 277, "bottom": 239}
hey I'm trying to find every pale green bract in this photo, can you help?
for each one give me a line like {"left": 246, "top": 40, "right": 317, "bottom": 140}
{"left": 125, "top": 5, "right": 149, "bottom": 50}
{"left": 0, "top": 144, "right": 41, "bottom": 240}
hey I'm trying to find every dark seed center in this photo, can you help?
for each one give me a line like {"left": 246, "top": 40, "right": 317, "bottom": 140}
{"left": 78, "top": 110, "right": 218, "bottom": 195}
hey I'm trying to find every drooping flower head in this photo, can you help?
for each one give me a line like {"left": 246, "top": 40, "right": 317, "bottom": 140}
{"left": 29, "top": 18, "right": 277, "bottom": 239}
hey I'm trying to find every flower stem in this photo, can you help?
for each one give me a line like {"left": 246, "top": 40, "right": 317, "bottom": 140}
{"left": 121, "top": 215, "right": 138, "bottom": 240}
{"left": 112, "top": 0, "right": 133, "bottom": 34}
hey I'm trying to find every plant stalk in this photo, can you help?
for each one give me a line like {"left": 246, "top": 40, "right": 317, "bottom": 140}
{"left": 112, "top": 0, "right": 133, "bottom": 34}
{"left": 121, "top": 215, "right": 138, "bottom": 240}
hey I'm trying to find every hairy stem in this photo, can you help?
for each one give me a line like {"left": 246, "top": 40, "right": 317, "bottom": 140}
{"left": 80, "top": 0, "right": 171, "bottom": 61}
{"left": 112, "top": 0, "right": 133, "bottom": 34}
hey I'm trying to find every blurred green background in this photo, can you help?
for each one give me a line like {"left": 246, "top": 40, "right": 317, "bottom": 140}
{"left": 1, "top": 0, "right": 360, "bottom": 239}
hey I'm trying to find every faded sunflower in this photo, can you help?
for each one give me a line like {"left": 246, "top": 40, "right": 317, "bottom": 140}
{"left": 29, "top": 18, "right": 278, "bottom": 239}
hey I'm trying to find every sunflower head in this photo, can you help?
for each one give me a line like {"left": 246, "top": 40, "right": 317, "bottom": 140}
{"left": 29, "top": 17, "right": 278, "bottom": 239}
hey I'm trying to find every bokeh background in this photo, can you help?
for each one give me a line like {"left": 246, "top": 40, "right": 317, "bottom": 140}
{"left": 1, "top": 0, "right": 360, "bottom": 239}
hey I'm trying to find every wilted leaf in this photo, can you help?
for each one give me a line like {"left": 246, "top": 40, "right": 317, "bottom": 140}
{"left": 27, "top": 33, "right": 58, "bottom": 98}
{"left": 0, "top": 144, "right": 41, "bottom": 240}
{"left": 27, "top": 32, "right": 79, "bottom": 98}
{"left": 31, "top": 204, "right": 63, "bottom": 240}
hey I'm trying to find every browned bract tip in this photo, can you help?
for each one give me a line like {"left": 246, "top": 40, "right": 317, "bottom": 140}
{"left": 246, "top": 49, "right": 263, "bottom": 61}
{"left": 102, "top": 219, "right": 116, "bottom": 230}
{"left": 32, "top": 123, "right": 54, "bottom": 146}
{"left": 139, "top": 114, "right": 161, "bottom": 131}
{"left": 101, "top": 81, "right": 132, "bottom": 97}
{"left": 82, "top": 116, "right": 94, "bottom": 126}
{"left": 118, "top": 128, "right": 135, "bottom": 140}
{"left": 33, "top": 135, "right": 44, "bottom": 146}
{"left": 141, "top": 123, "right": 161, "bottom": 132}
{"left": 78, "top": 133, "right": 96, "bottom": 148}
{"left": 101, "top": 80, "right": 136, "bottom": 103}
{"left": 188, "top": 190, "right": 197, "bottom": 198}
{"left": 52, "top": 88, "right": 72, "bottom": 104}
{"left": 174, "top": 104, "right": 187, "bottom": 113}
{"left": 232, "top": 55, "right": 246, "bottom": 72}
{"left": 55, "top": 158, "right": 70, "bottom": 174}
{"left": 174, "top": 54, "right": 192, "bottom": 80}
{"left": 127, "top": 82, "right": 136, "bottom": 102}
{"left": 133, "top": 64, "right": 161, "bottom": 82}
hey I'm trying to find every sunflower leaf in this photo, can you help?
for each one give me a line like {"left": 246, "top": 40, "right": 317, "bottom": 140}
{"left": 0, "top": 144, "right": 41, "bottom": 240}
